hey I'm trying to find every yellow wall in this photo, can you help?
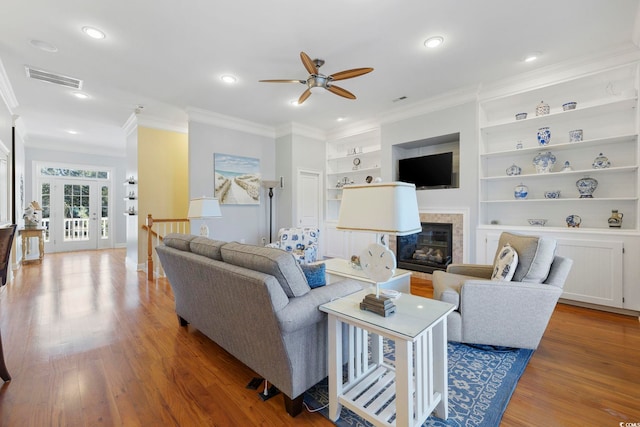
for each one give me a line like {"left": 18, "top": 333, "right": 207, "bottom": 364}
{"left": 137, "top": 126, "right": 188, "bottom": 264}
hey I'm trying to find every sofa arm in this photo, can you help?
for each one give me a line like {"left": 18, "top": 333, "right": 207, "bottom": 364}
{"left": 446, "top": 264, "right": 493, "bottom": 278}
{"left": 460, "top": 280, "right": 563, "bottom": 349}
{"left": 276, "top": 279, "right": 363, "bottom": 334}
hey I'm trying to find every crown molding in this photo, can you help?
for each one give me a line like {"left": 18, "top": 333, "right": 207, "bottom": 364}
{"left": 0, "top": 57, "right": 18, "bottom": 112}
{"left": 187, "top": 107, "right": 275, "bottom": 138}
{"left": 26, "top": 135, "right": 126, "bottom": 157}
{"left": 122, "top": 112, "right": 188, "bottom": 137}
{"left": 479, "top": 43, "right": 640, "bottom": 101}
{"left": 275, "top": 122, "right": 325, "bottom": 140}
{"left": 326, "top": 121, "right": 381, "bottom": 141}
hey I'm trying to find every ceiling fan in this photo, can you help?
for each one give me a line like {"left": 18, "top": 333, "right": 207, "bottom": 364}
{"left": 259, "top": 52, "right": 373, "bottom": 104}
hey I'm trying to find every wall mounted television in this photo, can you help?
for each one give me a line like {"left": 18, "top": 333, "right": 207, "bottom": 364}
{"left": 398, "top": 152, "right": 453, "bottom": 189}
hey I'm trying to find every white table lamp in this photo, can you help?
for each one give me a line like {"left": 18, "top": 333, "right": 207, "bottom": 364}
{"left": 337, "top": 182, "right": 421, "bottom": 316}
{"left": 188, "top": 197, "right": 222, "bottom": 237}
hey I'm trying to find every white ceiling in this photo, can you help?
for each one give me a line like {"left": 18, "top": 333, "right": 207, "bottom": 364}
{"left": 1, "top": 0, "right": 640, "bottom": 153}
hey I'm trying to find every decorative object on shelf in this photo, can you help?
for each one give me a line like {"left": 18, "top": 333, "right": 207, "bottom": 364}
{"left": 336, "top": 179, "right": 344, "bottom": 188}
{"left": 569, "top": 129, "right": 583, "bottom": 142}
{"left": 535, "top": 100, "right": 550, "bottom": 116}
{"left": 350, "top": 255, "right": 362, "bottom": 269}
{"left": 352, "top": 157, "right": 361, "bottom": 170}
{"left": 561, "top": 160, "right": 573, "bottom": 172}
{"left": 527, "top": 218, "right": 547, "bottom": 226}
{"left": 128, "top": 190, "right": 136, "bottom": 199}
{"left": 127, "top": 176, "right": 136, "bottom": 184}
{"left": 127, "top": 206, "right": 137, "bottom": 215}
{"left": 23, "top": 201, "right": 42, "bottom": 228}
{"left": 514, "top": 183, "right": 529, "bottom": 199}
{"left": 608, "top": 210, "right": 623, "bottom": 228}
{"left": 506, "top": 163, "right": 522, "bottom": 176}
{"left": 566, "top": 214, "right": 582, "bottom": 228}
{"left": 516, "top": 141, "right": 523, "bottom": 150}
{"left": 533, "top": 150, "right": 556, "bottom": 173}
{"left": 365, "top": 175, "right": 373, "bottom": 183}
{"left": 537, "top": 127, "right": 551, "bottom": 145}
{"left": 592, "top": 152, "right": 610, "bottom": 169}
{"left": 373, "top": 177, "right": 382, "bottom": 183}
{"left": 515, "top": 112, "right": 527, "bottom": 120}
{"left": 562, "top": 102, "right": 577, "bottom": 111}
{"left": 576, "top": 176, "right": 598, "bottom": 198}
{"left": 544, "top": 190, "right": 561, "bottom": 199}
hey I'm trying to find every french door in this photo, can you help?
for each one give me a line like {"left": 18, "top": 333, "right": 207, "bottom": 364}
{"left": 37, "top": 167, "right": 112, "bottom": 253}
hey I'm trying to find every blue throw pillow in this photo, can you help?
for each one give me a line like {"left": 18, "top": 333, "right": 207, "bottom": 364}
{"left": 301, "top": 263, "right": 326, "bottom": 288}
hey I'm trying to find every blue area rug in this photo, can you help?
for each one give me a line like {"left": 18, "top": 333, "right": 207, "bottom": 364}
{"left": 304, "top": 341, "right": 533, "bottom": 427}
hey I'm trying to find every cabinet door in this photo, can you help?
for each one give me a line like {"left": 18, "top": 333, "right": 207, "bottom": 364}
{"left": 556, "top": 238, "right": 623, "bottom": 308}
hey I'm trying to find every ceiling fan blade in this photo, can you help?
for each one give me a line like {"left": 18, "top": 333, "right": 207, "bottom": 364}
{"left": 329, "top": 67, "right": 374, "bottom": 81}
{"left": 298, "top": 88, "right": 312, "bottom": 104}
{"left": 326, "top": 85, "right": 356, "bottom": 100}
{"left": 300, "top": 52, "right": 318, "bottom": 75}
{"left": 259, "top": 79, "right": 306, "bottom": 84}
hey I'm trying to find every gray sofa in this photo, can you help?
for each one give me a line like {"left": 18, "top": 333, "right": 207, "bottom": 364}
{"left": 155, "top": 234, "right": 362, "bottom": 416}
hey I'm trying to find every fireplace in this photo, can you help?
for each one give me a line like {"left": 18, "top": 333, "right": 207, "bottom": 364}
{"left": 397, "top": 222, "right": 453, "bottom": 273}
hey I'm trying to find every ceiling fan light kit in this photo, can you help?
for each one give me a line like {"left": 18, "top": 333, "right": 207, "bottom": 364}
{"left": 259, "top": 51, "right": 373, "bottom": 104}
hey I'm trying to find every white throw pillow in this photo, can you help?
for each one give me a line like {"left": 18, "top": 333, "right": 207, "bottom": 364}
{"left": 491, "top": 243, "right": 519, "bottom": 281}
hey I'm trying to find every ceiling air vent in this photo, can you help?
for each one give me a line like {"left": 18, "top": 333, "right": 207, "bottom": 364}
{"left": 24, "top": 66, "right": 83, "bottom": 89}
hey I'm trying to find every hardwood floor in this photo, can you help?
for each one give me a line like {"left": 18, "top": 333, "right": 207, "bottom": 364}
{"left": 0, "top": 249, "right": 638, "bottom": 426}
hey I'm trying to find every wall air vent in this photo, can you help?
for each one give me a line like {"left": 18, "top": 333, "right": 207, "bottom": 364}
{"left": 24, "top": 66, "right": 83, "bottom": 89}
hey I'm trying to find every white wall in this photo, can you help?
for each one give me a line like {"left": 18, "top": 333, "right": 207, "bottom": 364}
{"left": 188, "top": 120, "right": 275, "bottom": 244}
{"left": 381, "top": 101, "right": 479, "bottom": 260}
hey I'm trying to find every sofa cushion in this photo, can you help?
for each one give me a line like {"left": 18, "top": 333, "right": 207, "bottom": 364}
{"left": 190, "top": 237, "right": 226, "bottom": 261}
{"left": 163, "top": 233, "right": 196, "bottom": 252}
{"left": 301, "top": 263, "right": 326, "bottom": 288}
{"left": 491, "top": 243, "right": 518, "bottom": 281}
{"left": 494, "top": 232, "right": 556, "bottom": 283}
{"left": 221, "top": 242, "right": 310, "bottom": 297}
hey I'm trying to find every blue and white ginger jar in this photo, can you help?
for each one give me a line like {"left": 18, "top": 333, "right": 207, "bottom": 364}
{"left": 592, "top": 152, "right": 610, "bottom": 169}
{"left": 514, "top": 183, "right": 529, "bottom": 200}
{"left": 533, "top": 151, "right": 556, "bottom": 173}
{"left": 576, "top": 176, "right": 598, "bottom": 198}
{"left": 506, "top": 164, "right": 522, "bottom": 176}
{"left": 537, "top": 127, "right": 551, "bottom": 145}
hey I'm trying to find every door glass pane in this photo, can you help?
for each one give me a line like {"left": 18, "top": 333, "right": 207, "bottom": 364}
{"left": 41, "top": 183, "right": 51, "bottom": 242}
{"left": 63, "top": 184, "right": 90, "bottom": 241}
{"left": 101, "top": 186, "right": 109, "bottom": 239}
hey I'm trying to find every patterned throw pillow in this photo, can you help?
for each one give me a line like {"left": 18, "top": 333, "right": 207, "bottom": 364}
{"left": 301, "top": 263, "right": 326, "bottom": 288}
{"left": 491, "top": 244, "right": 519, "bottom": 281}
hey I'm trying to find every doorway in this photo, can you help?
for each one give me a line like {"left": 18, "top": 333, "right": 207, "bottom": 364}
{"left": 296, "top": 168, "right": 322, "bottom": 228}
{"left": 35, "top": 163, "right": 112, "bottom": 253}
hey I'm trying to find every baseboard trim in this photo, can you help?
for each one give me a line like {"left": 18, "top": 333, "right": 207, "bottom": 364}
{"left": 558, "top": 298, "right": 640, "bottom": 318}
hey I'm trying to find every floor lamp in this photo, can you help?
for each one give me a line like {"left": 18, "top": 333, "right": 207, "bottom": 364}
{"left": 337, "top": 181, "right": 421, "bottom": 316}
{"left": 262, "top": 180, "right": 279, "bottom": 243}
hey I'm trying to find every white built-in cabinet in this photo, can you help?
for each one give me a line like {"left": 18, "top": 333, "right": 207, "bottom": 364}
{"left": 477, "top": 63, "right": 640, "bottom": 312}
{"left": 324, "top": 129, "right": 381, "bottom": 259}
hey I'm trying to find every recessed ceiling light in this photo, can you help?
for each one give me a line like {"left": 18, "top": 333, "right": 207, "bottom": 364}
{"left": 82, "top": 26, "right": 106, "bottom": 39}
{"left": 220, "top": 74, "right": 237, "bottom": 84}
{"left": 289, "top": 99, "right": 301, "bottom": 106}
{"left": 524, "top": 52, "right": 541, "bottom": 62}
{"left": 67, "top": 130, "right": 79, "bottom": 135}
{"left": 424, "top": 36, "right": 444, "bottom": 49}
{"left": 72, "top": 91, "right": 89, "bottom": 99}
{"left": 29, "top": 39, "right": 58, "bottom": 53}
{"left": 337, "top": 117, "right": 346, "bottom": 122}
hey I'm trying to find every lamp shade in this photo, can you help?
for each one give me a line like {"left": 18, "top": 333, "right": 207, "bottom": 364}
{"left": 188, "top": 197, "right": 222, "bottom": 219}
{"left": 337, "top": 182, "right": 421, "bottom": 236}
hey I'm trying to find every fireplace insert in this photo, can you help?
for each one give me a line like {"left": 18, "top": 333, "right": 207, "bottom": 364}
{"left": 397, "top": 222, "right": 452, "bottom": 273}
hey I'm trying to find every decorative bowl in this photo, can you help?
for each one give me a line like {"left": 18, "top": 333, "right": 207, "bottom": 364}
{"left": 515, "top": 112, "right": 528, "bottom": 120}
{"left": 569, "top": 129, "right": 583, "bottom": 142}
{"left": 544, "top": 190, "right": 561, "bottom": 199}
{"left": 528, "top": 219, "right": 547, "bottom": 226}
{"left": 562, "top": 102, "right": 577, "bottom": 111}
{"left": 566, "top": 214, "right": 582, "bottom": 228}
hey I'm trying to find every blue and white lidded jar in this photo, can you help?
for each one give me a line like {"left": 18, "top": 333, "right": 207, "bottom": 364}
{"left": 506, "top": 163, "right": 522, "bottom": 176}
{"left": 592, "top": 152, "right": 610, "bottom": 169}
{"left": 576, "top": 176, "right": 598, "bottom": 198}
{"left": 536, "top": 100, "right": 550, "bottom": 116}
{"left": 537, "top": 127, "right": 551, "bottom": 145}
{"left": 514, "top": 183, "right": 529, "bottom": 199}
{"left": 561, "top": 160, "right": 573, "bottom": 172}
{"left": 533, "top": 151, "right": 556, "bottom": 173}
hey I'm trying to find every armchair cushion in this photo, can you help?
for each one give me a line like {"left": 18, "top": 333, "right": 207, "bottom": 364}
{"left": 267, "top": 227, "right": 320, "bottom": 264}
{"left": 494, "top": 232, "right": 556, "bottom": 283}
{"left": 491, "top": 243, "right": 518, "bottom": 281}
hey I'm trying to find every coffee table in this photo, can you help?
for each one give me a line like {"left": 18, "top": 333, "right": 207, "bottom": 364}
{"left": 320, "top": 290, "right": 455, "bottom": 427}
{"left": 322, "top": 257, "right": 412, "bottom": 293}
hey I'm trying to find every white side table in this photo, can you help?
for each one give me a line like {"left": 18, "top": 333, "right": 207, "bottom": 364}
{"left": 320, "top": 290, "right": 455, "bottom": 427}
{"left": 322, "top": 258, "right": 412, "bottom": 293}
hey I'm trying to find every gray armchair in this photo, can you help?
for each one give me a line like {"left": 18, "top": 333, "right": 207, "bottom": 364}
{"left": 432, "top": 232, "right": 573, "bottom": 349}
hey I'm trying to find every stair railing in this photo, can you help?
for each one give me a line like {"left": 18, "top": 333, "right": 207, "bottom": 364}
{"left": 143, "top": 214, "right": 189, "bottom": 280}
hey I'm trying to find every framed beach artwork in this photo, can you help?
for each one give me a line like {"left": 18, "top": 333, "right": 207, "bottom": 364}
{"left": 214, "top": 153, "right": 261, "bottom": 205}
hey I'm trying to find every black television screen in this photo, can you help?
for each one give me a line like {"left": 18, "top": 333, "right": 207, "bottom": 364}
{"left": 398, "top": 152, "right": 453, "bottom": 189}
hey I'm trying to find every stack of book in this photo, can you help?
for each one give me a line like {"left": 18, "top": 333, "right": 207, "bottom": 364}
{"left": 359, "top": 294, "right": 396, "bottom": 317}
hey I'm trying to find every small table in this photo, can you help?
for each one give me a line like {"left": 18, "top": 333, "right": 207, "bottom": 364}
{"left": 19, "top": 227, "right": 45, "bottom": 264}
{"left": 320, "top": 290, "right": 455, "bottom": 427}
{"left": 322, "top": 258, "right": 412, "bottom": 293}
